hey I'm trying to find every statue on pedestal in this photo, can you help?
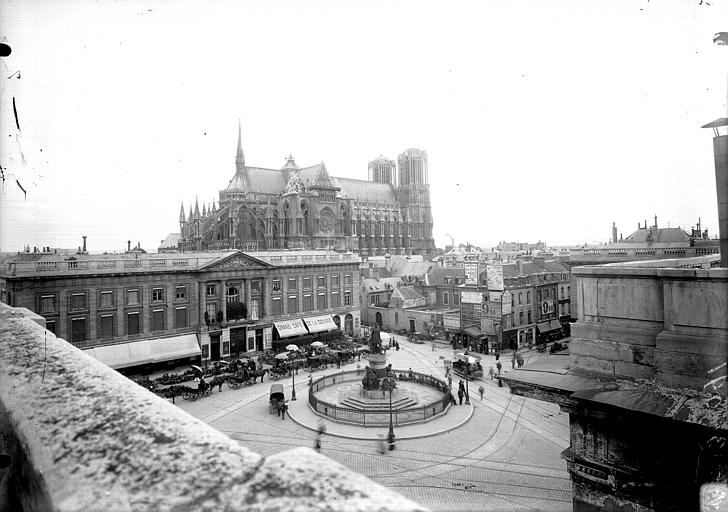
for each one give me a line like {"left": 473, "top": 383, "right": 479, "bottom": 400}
{"left": 362, "top": 366, "right": 380, "bottom": 390}
{"left": 369, "top": 325, "right": 383, "bottom": 355}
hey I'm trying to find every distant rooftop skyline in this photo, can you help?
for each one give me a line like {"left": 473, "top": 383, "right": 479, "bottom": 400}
{"left": 1, "top": 0, "right": 725, "bottom": 253}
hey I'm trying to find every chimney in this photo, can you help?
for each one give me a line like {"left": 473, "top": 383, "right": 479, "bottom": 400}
{"left": 654, "top": 215, "right": 658, "bottom": 229}
{"left": 82, "top": 235, "right": 87, "bottom": 253}
{"left": 702, "top": 118, "right": 728, "bottom": 266}
{"left": 127, "top": 240, "right": 131, "bottom": 252}
{"left": 612, "top": 222, "right": 617, "bottom": 244}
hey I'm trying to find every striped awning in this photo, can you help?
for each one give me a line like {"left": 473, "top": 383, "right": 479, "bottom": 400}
{"left": 84, "top": 333, "right": 200, "bottom": 370}
{"left": 303, "top": 315, "right": 339, "bottom": 334}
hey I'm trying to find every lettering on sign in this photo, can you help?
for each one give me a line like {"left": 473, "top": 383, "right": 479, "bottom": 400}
{"left": 263, "top": 327, "right": 273, "bottom": 350}
{"left": 464, "top": 263, "right": 479, "bottom": 285}
{"left": 486, "top": 265, "right": 504, "bottom": 291}
{"left": 501, "top": 291, "right": 512, "bottom": 315}
{"left": 461, "top": 291, "right": 483, "bottom": 304}
{"left": 541, "top": 300, "right": 554, "bottom": 315}
{"left": 277, "top": 319, "right": 306, "bottom": 330}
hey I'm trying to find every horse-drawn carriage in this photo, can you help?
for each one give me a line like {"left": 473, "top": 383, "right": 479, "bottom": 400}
{"left": 268, "top": 364, "right": 290, "bottom": 381}
{"left": 269, "top": 383, "right": 286, "bottom": 414}
{"left": 182, "top": 383, "right": 212, "bottom": 401}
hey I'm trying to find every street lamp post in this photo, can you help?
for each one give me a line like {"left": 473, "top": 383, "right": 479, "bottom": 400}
{"left": 290, "top": 352, "right": 297, "bottom": 401}
{"left": 464, "top": 365, "right": 471, "bottom": 404}
{"left": 382, "top": 376, "right": 396, "bottom": 450}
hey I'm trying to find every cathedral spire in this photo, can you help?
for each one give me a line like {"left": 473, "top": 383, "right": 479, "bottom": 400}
{"left": 235, "top": 119, "right": 245, "bottom": 171}
{"left": 179, "top": 202, "right": 186, "bottom": 223}
{"left": 194, "top": 198, "right": 201, "bottom": 219}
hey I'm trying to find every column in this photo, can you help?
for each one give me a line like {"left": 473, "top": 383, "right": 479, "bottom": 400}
{"left": 221, "top": 279, "right": 227, "bottom": 322}
{"left": 262, "top": 277, "right": 269, "bottom": 318}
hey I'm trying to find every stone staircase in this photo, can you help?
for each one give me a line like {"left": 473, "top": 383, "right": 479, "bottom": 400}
{"left": 340, "top": 395, "right": 418, "bottom": 411}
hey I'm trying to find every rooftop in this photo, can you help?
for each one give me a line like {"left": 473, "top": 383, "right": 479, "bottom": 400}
{"left": 2, "top": 250, "right": 361, "bottom": 278}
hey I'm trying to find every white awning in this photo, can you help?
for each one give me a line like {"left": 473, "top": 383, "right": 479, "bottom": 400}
{"left": 84, "top": 333, "right": 200, "bottom": 370}
{"left": 303, "top": 315, "right": 339, "bottom": 334}
{"left": 273, "top": 319, "right": 309, "bottom": 338}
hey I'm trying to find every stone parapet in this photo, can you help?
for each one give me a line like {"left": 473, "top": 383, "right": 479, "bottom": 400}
{"left": 0, "top": 302, "right": 423, "bottom": 512}
{"left": 570, "top": 260, "right": 728, "bottom": 395}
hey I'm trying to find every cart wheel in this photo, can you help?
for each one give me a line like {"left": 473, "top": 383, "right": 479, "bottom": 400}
{"left": 182, "top": 392, "right": 192, "bottom": 400}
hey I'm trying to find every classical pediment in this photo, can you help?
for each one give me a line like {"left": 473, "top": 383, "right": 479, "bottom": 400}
{"left": 201, "top": 251, "right": 273, "bottom": 272}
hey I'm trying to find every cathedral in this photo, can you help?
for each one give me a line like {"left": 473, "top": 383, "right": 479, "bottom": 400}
{"left": 175, "top": 123, "right": 436, "bottom": 258}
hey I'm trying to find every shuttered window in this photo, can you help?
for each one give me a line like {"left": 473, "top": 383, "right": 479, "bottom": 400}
{"left": 318, "top": 292, "right": 326, "bottom": 310}
{"left": 332, "top": 292, "right": 340, "bottom": 308}
{"left": 152, "top": 309, "right": 165, "bottom": 331}
{"left": 303, "top": 294, "right": 313, "bottom": 312}
{"left": 100, "top": 315, "right": 114, "bottom": 338}
{"left": 272, "top": 298, "right": 282, "bottom": 315}
{"left": 288, "top": 296, "right": 297, "bottom": 314}
{"left": 175, "top": 307, "right": 187, "bottom": 328}
{"left": 127, "top": 312, "right": 140, "bottom": 335}
{"left": 71, "top": 318, "right": 86, "bottom": 343}
{"left": 71, "top": 293, "right": 86, "bottom": 310}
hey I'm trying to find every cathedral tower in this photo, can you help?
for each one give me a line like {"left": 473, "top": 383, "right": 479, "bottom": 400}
{"left": 396, "top": 149, "right": 435, "bottom": 257}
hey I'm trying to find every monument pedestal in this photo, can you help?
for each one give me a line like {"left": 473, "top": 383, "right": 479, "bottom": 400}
{"left": 368, "top": 353, "right": 388, "bottom": 379}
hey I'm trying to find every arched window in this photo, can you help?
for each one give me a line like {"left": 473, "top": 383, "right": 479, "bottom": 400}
{"left": 226, "top": 286, "right": 239, "bottom": 303}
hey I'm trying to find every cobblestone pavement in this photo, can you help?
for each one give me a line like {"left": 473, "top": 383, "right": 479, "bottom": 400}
{"left": 174, "top": 335, "right": 572, "bottom": 511}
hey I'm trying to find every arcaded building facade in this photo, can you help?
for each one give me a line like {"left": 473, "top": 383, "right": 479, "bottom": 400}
{"left": 174, "top": 124, "right": 436, "bottom": 259}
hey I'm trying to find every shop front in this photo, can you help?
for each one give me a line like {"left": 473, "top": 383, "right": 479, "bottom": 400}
{"left": 84, "top": 333, "right": 201, "bottom": 375}
{"left": 462, "top": 326, "right": 488, "bottom": 354}
{"left": 536, "top": 320, "right": 562, "bottom": 343}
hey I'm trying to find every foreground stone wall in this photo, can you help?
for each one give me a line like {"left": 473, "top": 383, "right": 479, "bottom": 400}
{"left": 571, "top": 258, "right": 728, "bottom": 395}
{"left": 0, "top": 302, "right": 424, "bottom": 512}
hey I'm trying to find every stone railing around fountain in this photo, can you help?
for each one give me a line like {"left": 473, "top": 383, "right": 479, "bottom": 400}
{"left": 308, "top": 369, "right": 452, "bottom": 427}
{"left": 0, "top": 303, "right": 424, "bottom": 512}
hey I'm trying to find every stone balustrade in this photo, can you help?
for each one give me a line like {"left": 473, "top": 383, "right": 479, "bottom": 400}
{"left": 0, "top": 302, "right": 423, "bottom": 512}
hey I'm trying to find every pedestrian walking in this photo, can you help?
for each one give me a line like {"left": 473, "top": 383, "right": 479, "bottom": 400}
{"left": 315, "top": 422, "right": 326, "bottom": 451}
{"left": 280, "top": 400, "right": 288, "bottom": 421}
{"left": 458, "top": 387, "right": 464, "bottom": 405}
{"left": 458, "top": 379, "right": 465, "bottom": 395}
{"left": 218, "top": 379, "right": 224, "bottom": 392}
{"left": 450, "top": 391, "right": 458, "bottom": 405}
{"left": 489, "top": 366, "right": 495, "bottom": 380}
{"left": 496, "top": 361, "right": 502, "bottom": 374}
{"left": 432, "top": 342, "right": 436, "bottom": 351}
{"left": 447, "top": 375, "right": 452, "bottom": 389}
{"left": 478, "top": 385, "right": 485, "bottom": 401}
{"left": 511, "top": 355, "right": 517, "bottom": 369}
{"left": 517, "top": 355, "right": 524, "bottom": 368}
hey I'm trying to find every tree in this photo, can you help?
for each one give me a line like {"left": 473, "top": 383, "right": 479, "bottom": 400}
{"left": 226, "top": 301, "right": 247, "bottom": 321}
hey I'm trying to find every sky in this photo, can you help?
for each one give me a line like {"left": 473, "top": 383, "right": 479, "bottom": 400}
{"left": 0, "top": 0, "right": 726, "bottom": 253}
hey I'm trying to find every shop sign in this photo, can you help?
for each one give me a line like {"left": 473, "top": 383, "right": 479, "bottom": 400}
{"left": 501, "top": 291, "right": 512, "bottom": 315}
{"left": 464, "top": 262, "right": 479, "bottom": 285}
{"left": 461, "top": 291, "right": 483, "bottom": 304}
{"left": 263, "top": 327, "right": 272, "bottom": 350}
